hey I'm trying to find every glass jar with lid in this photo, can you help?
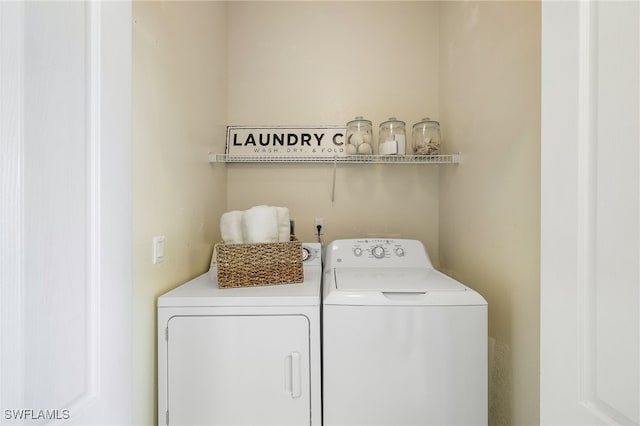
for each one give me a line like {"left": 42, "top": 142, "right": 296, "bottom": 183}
{"left": 378, "top": 117, "right": 406, "bottom": 155}
{"left": 411, "top": 118, "right": 441, "bottom": 155}
{"left": 345, "top": 116, "right": 373, "bottom": 155}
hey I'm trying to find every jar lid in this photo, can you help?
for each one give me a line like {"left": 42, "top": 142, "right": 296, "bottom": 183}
{"left": 380, "top": 117, "right": 405, "bottom": 127}
{"left": 347, "top": 116, "right": 372, "bottom": 126}
{"left": 413, "top": 117, "right": 440, "bottom": 128}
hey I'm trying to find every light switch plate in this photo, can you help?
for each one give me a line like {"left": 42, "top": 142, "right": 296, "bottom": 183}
{"left": 153, "top": 236, "right": 165, "bottom": 264}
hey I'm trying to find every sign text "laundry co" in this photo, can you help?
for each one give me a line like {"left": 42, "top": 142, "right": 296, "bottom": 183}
{"left": 226, "top": 126, "right": 346, "bottom": 157}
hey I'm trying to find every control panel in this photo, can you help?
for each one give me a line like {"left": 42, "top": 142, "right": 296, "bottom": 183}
{"left": 301, "top": 243, "right": 322, "bottom": 266}
{"left": 326, "top": 239, "right": 432, "bottom": 269}
{"left": 351, "top": 240, "right": 406, "bottom": 259}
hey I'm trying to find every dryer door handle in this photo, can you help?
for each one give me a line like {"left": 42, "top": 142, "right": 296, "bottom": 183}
{"left": 285, "top": 352, "right": 302, "bottom": 399}
{"left": 290, "top": 351, "right": 302, "bottom": 398}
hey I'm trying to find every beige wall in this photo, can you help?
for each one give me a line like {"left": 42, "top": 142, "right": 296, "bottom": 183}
{"left": 439, "top": 2, "right": 541, "bottom": 425}
{"left": 132, "top": 2, "right": 227, "bottom": 425}
{"left": 132, "top": 1, "right": 541, "bottom": 425}
{"left": 226, "top": 1, "right": 442, "bottom": 258}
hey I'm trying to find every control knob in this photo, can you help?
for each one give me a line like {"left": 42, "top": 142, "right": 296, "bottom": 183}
{"left": 302, "top": 247, "right": 311, "bottom": 262}
{"left": 371, "top": 245, "right": 386, "bottom": 259}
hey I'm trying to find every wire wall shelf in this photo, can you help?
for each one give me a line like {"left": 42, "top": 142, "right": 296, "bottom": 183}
{"left": 208, "top": 153, "right": 460, "bottom": 164}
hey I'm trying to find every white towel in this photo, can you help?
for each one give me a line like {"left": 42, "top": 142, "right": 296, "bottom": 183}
{"left": 275, "top": 206, "right": 290, "bottom": 242}
{"left": 242, "top": 205, "right": 279, "bottom": 243}
{"left": 220, "top": 210, "right": 244, "bottom": 244}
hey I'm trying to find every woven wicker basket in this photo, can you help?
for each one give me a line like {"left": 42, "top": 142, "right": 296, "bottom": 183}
{"left": 215, "top": 240, "right": 304, "bottom": 288}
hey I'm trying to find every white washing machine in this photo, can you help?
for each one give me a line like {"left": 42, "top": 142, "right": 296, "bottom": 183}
{"left": 157, "top": 243, "right": 322, "bottom": 426}
{"left": 322, "top": 239, "right": 487, "bottom": 426}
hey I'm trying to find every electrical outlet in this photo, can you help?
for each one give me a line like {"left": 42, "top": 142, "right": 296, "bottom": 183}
{"left": 314, "top": 218, "right": 324, "bottom": 235}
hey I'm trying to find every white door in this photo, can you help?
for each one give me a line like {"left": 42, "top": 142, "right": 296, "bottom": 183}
{"left": 541, "top": 1, "right": 639, "bottom": 425}
{"left": 166, "top": 315, "right": 311, "bottom": 426}
{"left": 0, "top": 1, "right": 132, "bottom": 424}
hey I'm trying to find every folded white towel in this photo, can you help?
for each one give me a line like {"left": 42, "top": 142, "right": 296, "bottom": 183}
{"left": 275, "top": 206, "right": 290, "bottom": 242}
{"left": 220, "top": 210, "right": 244, "bottom": 244}
{"left": 242, "top": 205, "right": 279, "bottom": 243}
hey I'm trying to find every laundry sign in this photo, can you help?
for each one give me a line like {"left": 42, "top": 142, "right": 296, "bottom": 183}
{"left": 226, "top": 126, "right": 347, "bottom": 157}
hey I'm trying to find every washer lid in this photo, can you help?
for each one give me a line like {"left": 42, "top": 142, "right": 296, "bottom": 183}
{"left": 334, "top": 267, "right": 466, "bottom": 292}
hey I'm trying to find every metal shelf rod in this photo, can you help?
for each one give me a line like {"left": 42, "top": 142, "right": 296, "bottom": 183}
{"left": 208, "top": 153, "right": 460, "bottom": 164}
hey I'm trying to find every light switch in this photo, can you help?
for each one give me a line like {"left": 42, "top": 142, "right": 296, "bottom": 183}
{"left": 153, "top": 236, "right": 165, "bottom": 264}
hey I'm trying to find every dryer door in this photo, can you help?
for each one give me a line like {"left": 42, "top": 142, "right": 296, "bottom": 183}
{"left": 166, "top": 315, "right": 311, "bottom": 426}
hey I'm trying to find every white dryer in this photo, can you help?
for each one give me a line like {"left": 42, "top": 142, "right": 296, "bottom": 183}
{"left": 158, "top": 243, "right": 322, "bottom": 426}
{"left": 322, "top": 239, "right": 487, "bottom": 426}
